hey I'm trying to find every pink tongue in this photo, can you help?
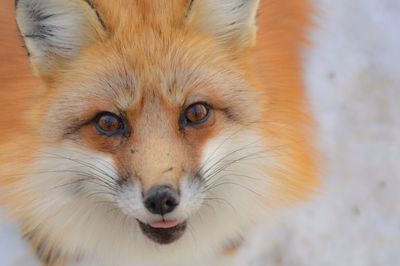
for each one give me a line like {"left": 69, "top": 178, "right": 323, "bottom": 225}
{"left": 149, "top": 220, "right": 179, "bottom": 229}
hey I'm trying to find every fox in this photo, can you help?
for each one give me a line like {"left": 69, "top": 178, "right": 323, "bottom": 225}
{"left": 0, "top": 0, "right": 317, "bottom": 265}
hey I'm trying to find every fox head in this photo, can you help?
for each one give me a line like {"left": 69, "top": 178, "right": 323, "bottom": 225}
{"left": 10, "top": 0, "right": 317, "bottom": 264}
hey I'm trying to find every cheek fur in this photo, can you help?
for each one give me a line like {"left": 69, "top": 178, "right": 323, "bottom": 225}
{"left": 22, "top": 144, "right": 120, "bottom": 204}
{"left": 197, "top": 128, "right": 274, "bottom": 219}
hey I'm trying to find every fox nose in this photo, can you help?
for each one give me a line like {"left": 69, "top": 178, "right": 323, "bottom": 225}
{"left": 144, "top": 186, "right": 179, "bottom": 215}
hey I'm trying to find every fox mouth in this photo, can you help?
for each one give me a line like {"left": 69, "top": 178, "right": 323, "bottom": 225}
{"left": 138, "top": 220, "right": 187, "bottom": 244}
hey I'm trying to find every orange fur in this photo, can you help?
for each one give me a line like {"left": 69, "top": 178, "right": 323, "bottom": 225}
{"left": 0, "top": 0, "right": 318, "bottom": 265}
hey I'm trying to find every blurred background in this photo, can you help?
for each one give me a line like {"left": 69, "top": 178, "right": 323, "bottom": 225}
{"left": 1, "top": 0, "right": 399, "bottom": 265}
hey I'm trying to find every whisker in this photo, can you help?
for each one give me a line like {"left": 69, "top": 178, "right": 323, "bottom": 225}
{"left": 196, "top": 127, "right": 249, "bottom": 174}
{"left": 200, "top": 139, "right": 264, "bottom": 177}
{"left": 201, "top": 196, "right": 237, "bottom": 214}
{"left": 204, "top": 181, "right": 262, "bottom": 197}
{"left": 38, "top": 151, "right": 119, "bottom": 182}
{"left": 202, "top": 150, "right": 267, "bottom": 186}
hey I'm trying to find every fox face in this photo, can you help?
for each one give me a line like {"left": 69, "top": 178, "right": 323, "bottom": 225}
{"left": 7, "top": 0, "right": 317, "bottom": 265}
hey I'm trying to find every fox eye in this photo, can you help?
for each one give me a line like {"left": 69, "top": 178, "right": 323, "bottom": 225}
{"left": 182, "top": 102, "right": 210, "bottom": 126}
{"left": 94, "top": 112, "right": 124, "bottom": 136}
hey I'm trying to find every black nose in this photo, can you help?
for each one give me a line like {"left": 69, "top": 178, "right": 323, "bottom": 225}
{"left": 144, "top": 186, "right": 179, "bottom": 215}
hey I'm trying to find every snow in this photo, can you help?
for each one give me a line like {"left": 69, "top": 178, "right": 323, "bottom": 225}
{"left": 0, "top": 210, "right": 38, "bottom": 266}
{"left": 1, "top": 0, "right": 399, "bottom": 265}
{"left": 237, "top": 0, "right": 400, "bottom": 265}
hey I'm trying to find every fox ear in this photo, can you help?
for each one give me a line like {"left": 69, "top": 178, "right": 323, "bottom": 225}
{"left": 15, "top": 0, "right": 106, "bottom": 77}
{"left": 187, "top": 0, "right": 260, "bottom": 48}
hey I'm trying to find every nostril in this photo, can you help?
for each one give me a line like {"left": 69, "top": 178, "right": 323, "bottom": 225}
{"left": 165, "top": 199, "right": 174, "bottom": 207}
{"left": 162, "top": 198, "right": 178, "bottom": 212}
{"left": 144, "top": 186, "right": 179, "bottom": 215}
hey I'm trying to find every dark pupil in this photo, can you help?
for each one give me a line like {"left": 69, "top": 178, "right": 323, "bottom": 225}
{"left": 99, "top": 115, "right": 119, "bottom": 131}
{"left": 187, "top": 104, "right": 207, "bottom": 122}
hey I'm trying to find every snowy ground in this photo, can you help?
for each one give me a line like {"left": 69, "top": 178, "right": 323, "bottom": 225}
{"left": 236, "top": 0, "right": 400, "bottom": 265}
{"left": 1, "top": 0, "right": 399, "bottom": 265}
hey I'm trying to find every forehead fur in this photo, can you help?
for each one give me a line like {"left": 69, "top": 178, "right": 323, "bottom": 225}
{"left": 42, "top": 27, "right": 260, "bottom": 137}
{"left": 55, "top": 36, "right": 252, "bottom": 103}
{"left": 24, "top": 0, "right": 263, "bottom": 135}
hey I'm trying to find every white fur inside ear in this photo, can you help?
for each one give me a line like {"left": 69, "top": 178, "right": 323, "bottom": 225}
{"left": 16, "top": 0, "right": 102, "bottom": 73}
{"left": 188, "top": 0, "right": 260, "bottom": 46}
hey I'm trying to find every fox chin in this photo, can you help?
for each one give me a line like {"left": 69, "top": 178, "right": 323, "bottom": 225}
{"left": 0, "top": 0, "right": 317, "bottom": 265}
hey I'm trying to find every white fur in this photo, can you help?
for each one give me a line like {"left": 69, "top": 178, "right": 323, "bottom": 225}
{"left": 188, "top": 0, "right": 260, "bottom": 45}
{"left": 16, "top": 0, "right": 101, "bottom": 73}
{"left": 3, "top": 1, "right": 400, "bottom": 265}
{"left": 10, "top": 126, "right": 274, "bottom": 266}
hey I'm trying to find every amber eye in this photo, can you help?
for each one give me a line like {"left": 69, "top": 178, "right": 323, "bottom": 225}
{"left": 182, "top": 102, "right": 210, "bottom": 126}
{"left": 94, "top": 112, "right": 124, "bottom": 136}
